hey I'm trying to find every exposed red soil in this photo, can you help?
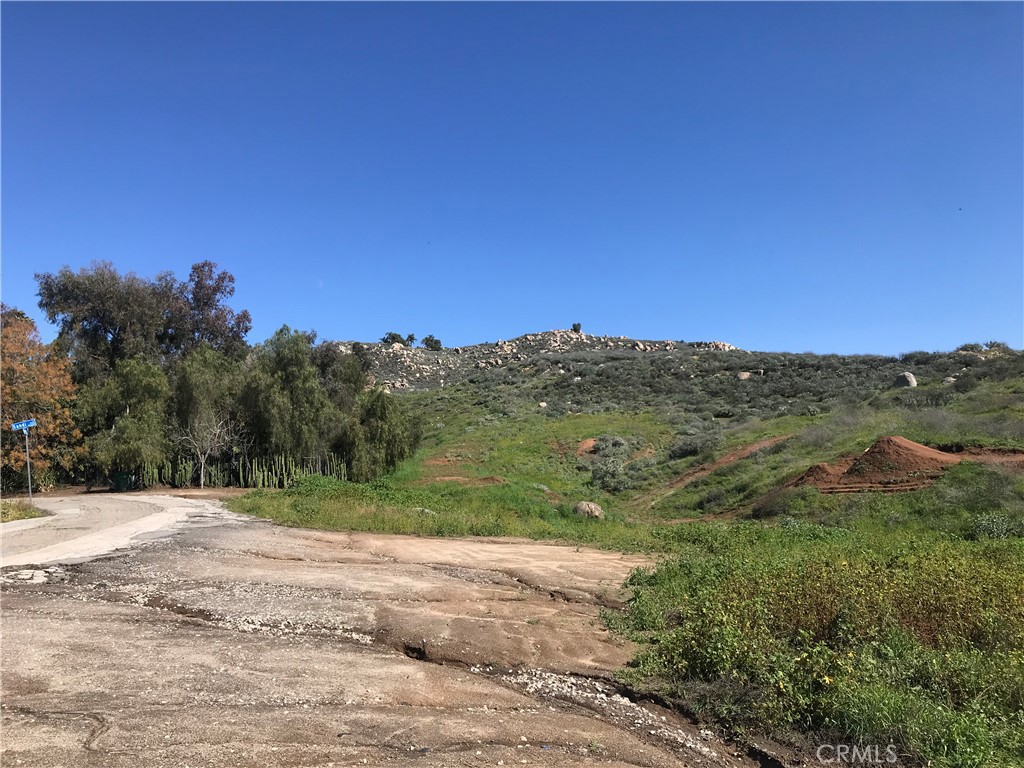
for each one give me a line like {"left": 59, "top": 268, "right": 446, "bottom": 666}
{"left": 574, "top": 438, "right": 654, "bottom": 461}
{"left": 419, "top": 454, "right": 495, "bottom": 486}
{"left": 630, "top": 445, "right": 657, "bottom": 461}
{"left": 794, "top": 436, "right": 1024, "bottom": 494}
{"left": 950, "top": 446, "right": 1024, "bottom": 469}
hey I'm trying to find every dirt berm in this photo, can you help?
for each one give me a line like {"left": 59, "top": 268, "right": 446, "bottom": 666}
{"left": 794, "top": 435, "right": 1024, "bottom": 493}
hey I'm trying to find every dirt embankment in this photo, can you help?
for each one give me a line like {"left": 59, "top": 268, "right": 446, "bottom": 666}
{"left": 794, "top": 435, "right": 1024, "bottom": 494}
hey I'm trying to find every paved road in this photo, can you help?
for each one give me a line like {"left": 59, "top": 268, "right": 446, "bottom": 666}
{"left": 1, "top": 494, "right": 770, "bottom": 767}
{"left": 1, "top": 494, "right": 240, "bottom": 567}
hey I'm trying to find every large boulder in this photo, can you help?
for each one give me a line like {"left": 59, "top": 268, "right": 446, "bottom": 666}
{"left": 894, "top": 372, "right": 917, "bottom": 388}
{"left": 573, "top": 501, "right": 604, "bottom": 519}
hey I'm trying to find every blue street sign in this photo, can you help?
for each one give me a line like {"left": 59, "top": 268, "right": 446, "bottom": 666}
{"left": 11, "top": 419, "right": 36, "bottom": 432}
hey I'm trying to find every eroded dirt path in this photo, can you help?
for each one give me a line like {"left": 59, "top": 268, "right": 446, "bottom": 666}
{"left": 633, "top": 436, "right": 791, "bottom": 510}
{"left": 1, "top": 495, "right": 762, "bottom": 768}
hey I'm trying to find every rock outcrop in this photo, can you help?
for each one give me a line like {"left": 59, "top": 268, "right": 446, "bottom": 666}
{"left": 573, "top": 501, "right": 605, "bottom": 519}
{"left": 894, "top": 372, "right": 917, "bottom": 388}
{"left": 333, "top": 329, "right": 742, "bottom": 393}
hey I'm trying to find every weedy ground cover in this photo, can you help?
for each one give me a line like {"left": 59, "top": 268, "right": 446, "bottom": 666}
{"left": 0, "top": 499, "right": 45, "bottom": 523}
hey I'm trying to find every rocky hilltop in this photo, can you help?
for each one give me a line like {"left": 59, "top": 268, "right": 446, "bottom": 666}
{"left": 333, "top": 329, "right": 740, "bottom": 392}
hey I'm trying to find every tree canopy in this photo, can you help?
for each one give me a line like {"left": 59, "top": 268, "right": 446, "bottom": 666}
{"left": 27, "top": 263, "right": 418, "bottom": 490}
{"left": 36, "top": 260, "right": 251, "bottom": 381}
{"left": 1, "top": 306, "right": 82, "bottom": 491}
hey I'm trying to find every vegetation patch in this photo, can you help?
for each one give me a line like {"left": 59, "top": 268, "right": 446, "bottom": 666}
{"left": 1, "top": 500, "right": 46, "bottom": 523}
{"left": 228, "top": 475, "right": 667, "bottom": 551}
{"left": 606, "top": 522, "right": 1024, "bottom": 768}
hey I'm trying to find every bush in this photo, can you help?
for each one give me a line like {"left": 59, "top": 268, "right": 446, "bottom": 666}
{"left": 591, "top": 457, "right": 632, "bottom": 492}
{"left": 285, "top": 474, "right": 348, "bottom": 498}
{"left": 750, "top": 486, "right": 818, "bottom": 519}
{"left": 668, "top": 430, "right": 723, "bottom": 460}
{"left": 971, "top": 513, "right": 1018, "bottom": 540}
{"left": 611, "top": 526, "right": 1024, "bottom": 768}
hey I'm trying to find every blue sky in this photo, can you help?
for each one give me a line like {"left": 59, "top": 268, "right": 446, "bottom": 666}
{"left": 3, "top": 2, "right": 1021, "bottom": 354}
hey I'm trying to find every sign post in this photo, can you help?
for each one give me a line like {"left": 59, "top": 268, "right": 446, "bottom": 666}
{"left": 11, "top": 419, "right": 37, "bottom": 503}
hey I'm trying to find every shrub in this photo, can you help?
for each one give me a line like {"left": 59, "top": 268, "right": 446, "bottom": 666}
{"left": 750, "top": 486, "right": 818, "bottom": 519}
{"left": 971, "top": 513, "right": 1017, "bottom": 540}
{"left": 611, "top": 526, "right": 1024, "bottom": 768}
{"left": 591, "top": 457, "right": 632, "bottom": 492}
{"left": 668, "top": 430, "right": 723, "bottom": 460}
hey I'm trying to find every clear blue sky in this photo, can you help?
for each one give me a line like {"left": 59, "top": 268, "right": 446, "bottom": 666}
{"left": 3, "top": 2, "right": 1021, "bottom": 354}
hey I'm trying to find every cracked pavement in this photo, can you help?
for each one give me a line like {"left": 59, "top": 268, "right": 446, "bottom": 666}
{"left": 1, "top": 494, "right": 764, "bottom": 767}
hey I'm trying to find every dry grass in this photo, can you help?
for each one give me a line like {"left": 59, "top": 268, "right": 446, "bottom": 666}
{"left": 1, "top": 499, "right": 45, "bottom": 523}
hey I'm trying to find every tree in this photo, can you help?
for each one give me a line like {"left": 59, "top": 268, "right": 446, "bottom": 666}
{"left": 75, "top": 359, "right": 170, "bottom": 477}
{"left": 380, "top": 332, "right": 406, "bottom": 346}
{"left": 171, "top": 345, "right": 244, "bottom": 488}
{"left": 311, "top": 342, "right": 366, "bottom": 413}
{"left": 351, "top": 342, "right": 373, "bottom": 373}
{"left": 36, "top": 261, "right": 171, "bottom": 380}
{"left": 571, "top": 323, "right": 582, "bottom": 334}
{"left": 240, "top": 326, "right": 341, "bottom": 458}
{"left": 334, "top": 388, "right": 419, "bottom": 482}
{"left": 0, "top": 306, "right": 82, "bottom": 491}
{"left": 421, "top": 335, "right": 442, "bottom": 352}
{"left": 405, "top": 333, "right": 416, "bottom": 347}
{"left": 162, "top": 261, "right": 251, "bottom": 357}
{"left": 176, "top": 415, "right": 238, "bottom": 490}
{"left": 36, "top": 260, "right": 251, "bottom": 381}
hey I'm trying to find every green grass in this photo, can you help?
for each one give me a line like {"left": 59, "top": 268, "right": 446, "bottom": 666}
{"left": 228, "top": 474, "right": 670, "bottom": 551}
{"left": 1, "top": 499, "right": 45, "bottom": 523}
{"left": 607, "top": 521, "right": 1024, "bottom": 768}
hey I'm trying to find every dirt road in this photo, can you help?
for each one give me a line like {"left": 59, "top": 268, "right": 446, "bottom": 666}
{"left": 1, "top": 494, "right": 763, "bottom": 767}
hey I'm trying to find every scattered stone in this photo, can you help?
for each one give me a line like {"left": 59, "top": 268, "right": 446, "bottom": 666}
{"left": 329, "top": 330, "right": 743, "bottom": 393}
{"left": 573, "top": 501, "right": 604, "bottom": 519}
{"left": 894, "top": 372, "right": 917, "bottom": 388}
{"left": 943, "top": 376, "right": 956, "bottom": 385}
{"left": 737, "top": 371, "right": 752, "bottom": 381}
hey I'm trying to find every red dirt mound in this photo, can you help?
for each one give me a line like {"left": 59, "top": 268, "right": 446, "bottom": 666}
{"left": 796, "top": 436, "right": 963, "bottom": 493}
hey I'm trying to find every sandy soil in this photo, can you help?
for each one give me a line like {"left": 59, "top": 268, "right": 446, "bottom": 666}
{"left": 1, "top": 495, "right": 768, "bottom": 768}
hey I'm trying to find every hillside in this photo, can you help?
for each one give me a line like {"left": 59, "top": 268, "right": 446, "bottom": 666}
{"left": 343, "top": 331, "right": 1017, "bottom": 426}
{"left": 336, "top": 329, "right": 739, "bottom": 392}
{"left": 235, "top": 335, "right": 1024, "bottom": 768}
